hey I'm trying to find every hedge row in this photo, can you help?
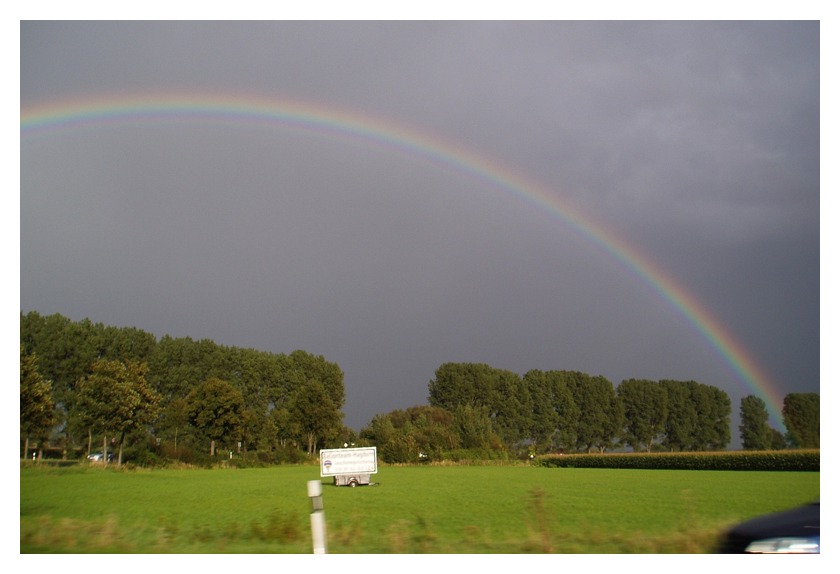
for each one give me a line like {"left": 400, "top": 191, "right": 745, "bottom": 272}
{"left": 535, "top": 450, "right": 819, "bottom": 471}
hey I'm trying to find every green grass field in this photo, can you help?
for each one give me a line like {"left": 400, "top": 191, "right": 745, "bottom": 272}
{"left": 20, "top": 463, "right": 819, "bottom": 553}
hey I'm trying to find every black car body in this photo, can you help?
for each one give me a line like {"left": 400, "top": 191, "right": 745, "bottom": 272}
{"left": 88, "top": 451, "right": 115, "bottom": 462}
{"left": 717, "top": 501, "right": 820, "bottom": 553}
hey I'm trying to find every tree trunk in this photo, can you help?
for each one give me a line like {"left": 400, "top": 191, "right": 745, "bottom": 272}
{"left": 103, "top": 435, "right": 109, "bottom": 465}
{"left": 117, "top": 431, "right": 125, "bottom": 466}
{"left": 23, "top": 437, "right": 30, "bottom": 460}
{"left": 210, "top": 439, "right": 216, "bottom": 457}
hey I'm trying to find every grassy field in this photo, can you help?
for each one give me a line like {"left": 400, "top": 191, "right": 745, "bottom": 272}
{"left": 20, "top": 462, "right": 820, "bottom": 553}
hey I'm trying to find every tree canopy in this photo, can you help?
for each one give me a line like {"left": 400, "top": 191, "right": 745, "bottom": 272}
{"left": 20, "top": 346, "right": 55, "bottom": 459}
{"left": 75, "top": 358, "right": 160, "bottom": 464}
{"left": 739, "top": 395, "right": 772, "bottom": 450}
{"left": 618, "top": 379, "right": 668, "bottom": 452}
{"left": 783, "top": 393, "right": 819, "bottom": 448}
{"left": 186, "top": 378, "right": 244, "bottom": 456}
{"left": 21, "top": 311, "right": 347, "bottom": 464}
{"left": 20, "top": 311, "right": 818, "bottom": 464}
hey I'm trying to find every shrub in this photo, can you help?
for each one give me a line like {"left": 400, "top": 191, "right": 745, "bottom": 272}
{"left": 535, "top": 450, "right": 819, "bottom": 471}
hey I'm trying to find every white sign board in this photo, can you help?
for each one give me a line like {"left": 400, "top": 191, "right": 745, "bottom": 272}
{"left": 319, "top": 447, "right": 378, "bottom": 477}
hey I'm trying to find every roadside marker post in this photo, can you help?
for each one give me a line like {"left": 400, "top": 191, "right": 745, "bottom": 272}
{"left": 307, "top": 480, "right": 327, "bottom": 554}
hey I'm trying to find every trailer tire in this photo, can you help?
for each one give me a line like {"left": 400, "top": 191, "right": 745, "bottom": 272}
{"left": 349, "top": 479, "right": 357, "bottom": 487}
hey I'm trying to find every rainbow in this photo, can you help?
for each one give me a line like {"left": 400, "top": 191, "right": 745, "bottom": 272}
{"left": 20, "top": 93, "right": 786, "bottom": 427}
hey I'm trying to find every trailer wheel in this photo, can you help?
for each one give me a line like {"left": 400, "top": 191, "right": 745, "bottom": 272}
{"left": 349, "top": 479, "right": 357, "bottom": 487}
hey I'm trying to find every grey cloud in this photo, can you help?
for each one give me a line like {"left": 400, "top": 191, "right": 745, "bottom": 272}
{"left": 21, "top": 21, "right": 819, "bottom": 431}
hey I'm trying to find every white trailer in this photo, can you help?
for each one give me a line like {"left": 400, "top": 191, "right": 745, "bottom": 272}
{"left": 319, "top": 447, "right": 378, "bottom": 487}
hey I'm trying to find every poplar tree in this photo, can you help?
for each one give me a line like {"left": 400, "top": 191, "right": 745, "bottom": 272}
{"left": 20, "top": 346, "right": 55, "bottom": 459}
{"left": 76, "top": 359, "right": 160, "bottom": 464}
{"left": 783, "top": 393, "right": 819, "bottom": 448}
{"left": 739, "top": 395, "right": 772, "bottom": 450}
{"left": 287, "top": 380, "right": 342, "bottom": 455}
{"left": 618, "top": 379, "right": 668, "bottom": 452}
{"left": 186, "top": 378, "right": 244, "bottom": 456}
{"left": 566, "top": 372, "right": 623, "bottom": 453}
{"left": 659, "top": 379, "right": 698, "bottom": 451}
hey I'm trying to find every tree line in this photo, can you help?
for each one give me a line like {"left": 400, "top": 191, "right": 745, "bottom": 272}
{"left": 20, "top": 311, "right": 347, "bottom": 464}
{"left": 359, "top": 363, "right": 817, "bottom": 462}
{"left": 361, "top": 363, "right": 735, "bottom": 460}
{"left": 20, "top": 312, "right": 818, "bottom": 466}
{"left": 360, "top": 364, "right": 818, "bottom": 462}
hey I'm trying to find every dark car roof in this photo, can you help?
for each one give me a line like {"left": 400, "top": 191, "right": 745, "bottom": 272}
{"left": 731, "top": 502, "right": 819, "bottom": 538}
{"left": 718, "top": 502, "right": 819, "bottom": 553}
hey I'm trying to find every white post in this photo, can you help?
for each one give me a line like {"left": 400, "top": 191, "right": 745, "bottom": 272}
{"left": 307, "top": 480, "right": 327, "bottom": 554}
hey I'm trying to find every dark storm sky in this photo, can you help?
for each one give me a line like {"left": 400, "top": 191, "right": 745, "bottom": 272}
{"left": 19, "top": 20, "right": 820, "bottom": 432}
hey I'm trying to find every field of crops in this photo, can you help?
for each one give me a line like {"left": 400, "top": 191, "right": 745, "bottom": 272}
{"left": 20, "top": 462, "right": 819, "bottom": 553}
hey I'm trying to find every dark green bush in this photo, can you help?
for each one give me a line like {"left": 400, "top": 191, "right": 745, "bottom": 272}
{"left": 535, "top": 450, "right": 819, "bottom": 471}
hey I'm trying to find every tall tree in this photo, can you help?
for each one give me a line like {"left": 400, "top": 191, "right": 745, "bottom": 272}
{"left": 155, "top": 396, "right": 193, "bottom": 459}
{"left": 286, "top": 380, "right": 343, "bottom": 455}
{"left": 289, "top": 350, "right": 346, "bottom": 410}
{"left": 452, "top": 403, "right": 497, "bottom": 449}
{"left": 547, "top": 371, "right": 581, "bottom": 451}
{"left": 487, "top": 369, "right": 531, "bottom": 444}
{"left": 20, "top": 346, "right": 56, "bottom": 460}
{"left": 566, "top": 372, "right": 623, "bottom": 453}
{"left": 75, "top": 359, "right": 160, "bottom": 464}
{"left": 270, "top": 406, "right": 299, "bottom": 449}
{"left": 360, "top": 413, "right": 397, "bottom": 446}
{"left": 523, "top": 370, "right": 560, "bottom": 450}
{"left": 22, "top": 313, "right": 100, "bottom": 438}
{"left": 186, "top": 378, "right": 244, "bottom": 456}
{"left": 769, "top": 428, "right": 788, "bottom": 450}
{"left": 428, "top": 362, "right": 498, "bottom": 410}
{"left": 659, "top": 379, "right": 698, "bottom": 451}
{"left": 617, "top": 379, "right": 668, "bottom": 452}
{"left": 707, "top": 386, "right": 732, "bottom": 450}
{"left": 739, "top": 395, "right": 772, "bottom": 450}
{"left": 522, "top": 370, "right": 580, "bottom": 452}
{"left": 147, "top": 335, "right": 209, "bottom": 401}
{"left": 429, "top": 362, "right": 528, "bottom": 447}
{"left": 685, "top": 381, "right": 731, "bottom": 450}
{"left": 782, "top": 393, "right": 819, "bottom": 448}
